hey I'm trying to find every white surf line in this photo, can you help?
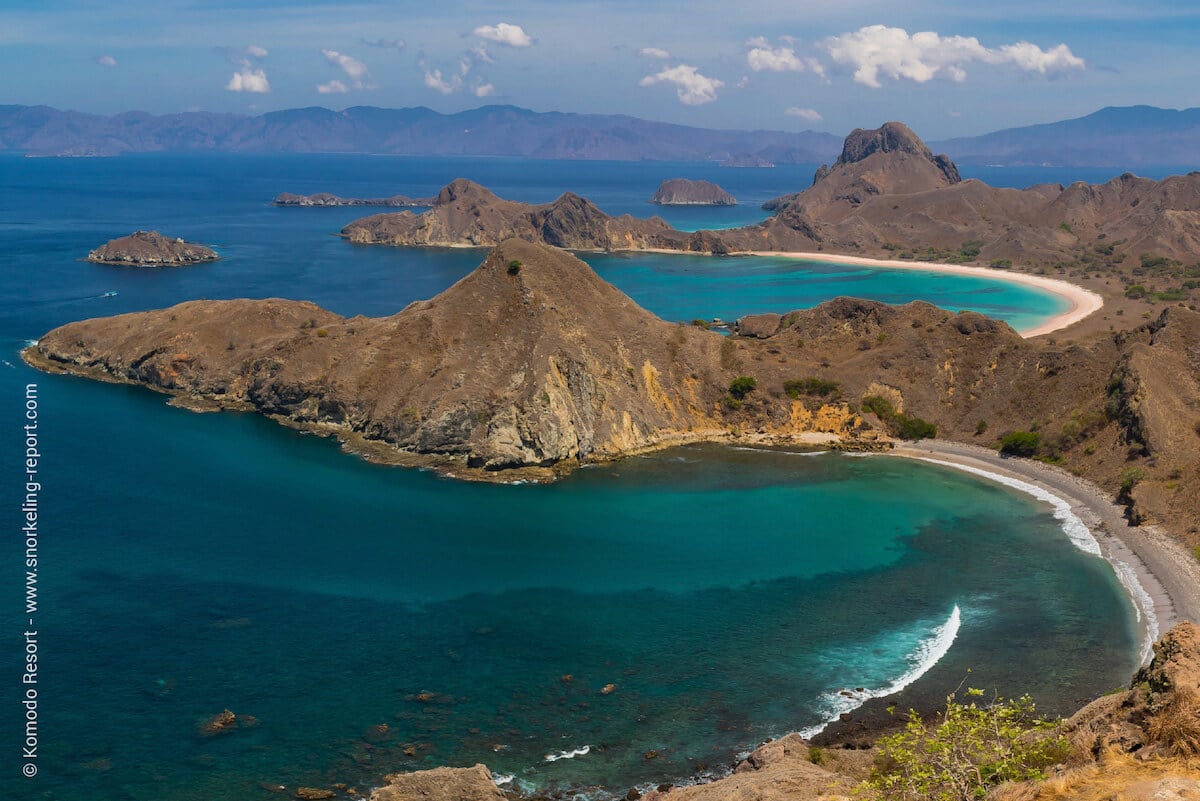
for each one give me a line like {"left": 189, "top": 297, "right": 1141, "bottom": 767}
{"left": 910, "top": 455, "right": 1158, "bottom": 664}
{"left": 798, "top": 604, "right": 961, "bottom": 740}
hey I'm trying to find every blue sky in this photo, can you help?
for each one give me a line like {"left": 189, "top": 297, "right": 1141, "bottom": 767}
{"left": 1, "top": 0, "right": 1198, "bottom": 138}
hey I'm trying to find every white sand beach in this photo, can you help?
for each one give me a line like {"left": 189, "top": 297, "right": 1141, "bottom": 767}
{"left": 747, "top": 251, "right": 1104, "bottom": 338}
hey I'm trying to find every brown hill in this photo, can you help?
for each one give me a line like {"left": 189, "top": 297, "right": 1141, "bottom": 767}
{"left": 29, "top": 240, "right": 768, "bottom": 476}
{"left": 87, "top": 230, "right": 219, "bottom": 266}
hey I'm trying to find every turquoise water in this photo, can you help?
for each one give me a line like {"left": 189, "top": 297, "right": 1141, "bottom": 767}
{"left": 586, "top": 253, "right": 1066, "bottom": 333}
{"left": 0, "top": 154, "right": 1138, "bottom": 800}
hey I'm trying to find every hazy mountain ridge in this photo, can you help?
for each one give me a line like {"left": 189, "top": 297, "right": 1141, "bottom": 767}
{"left": 934, "top": 105, "right": 1200, "bottom": 166}
{"left": 4, "top": 103, "right": 1199, "bottom": 166}
{"left": 0, "top": 103, "right": 841, "bottom": 162}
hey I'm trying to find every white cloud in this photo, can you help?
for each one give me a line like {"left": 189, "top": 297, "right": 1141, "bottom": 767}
{"left": 823, "top": 25, "right": 1085, "bottom": 88}
{"left": 97, "top": 55, "right": 117, "bottom": 67}
{"left": 423, "top": 68, "right": 462, "bottom": 95}
{"left": 321, "top": 49, "right": 372, "bottom": 89}
{"left": 226, "top": 68, "right": 270, "bottom": 93}
{"left": 474, "top": 82, "right": 495, "bottom": 98}
{"left": 317, "top": 80, "right": 347, "bottom": 94}
{"left": 747, "top": 44, "right": 806, "bottom": 72}
{"left": 638, "top": 64, "right": 724, "bottom": 106}
{"left": 996, "top": 41, "right": 1086, "bottom": 74}
{"left": 473, "top": 22, "right": 533, "bottom": 48}
{"left": 639, "top": 47, "right": 671, "bottom": 59}
{"left": 245, "top": 45, "right": 268, "bottom": 58}
{"left": 785, "top": 107, "right": 822, "bottom": 122}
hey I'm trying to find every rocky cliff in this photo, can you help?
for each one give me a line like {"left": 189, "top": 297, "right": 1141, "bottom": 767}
{"left": 650, "top": 178, "right": 736, "bottom": 206}
{"left": 86, "top": 230, "right": 219, "bottom": 266}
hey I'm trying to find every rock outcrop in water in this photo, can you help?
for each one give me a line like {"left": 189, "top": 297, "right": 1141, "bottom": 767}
{"left": 650, "top": 178, "right": 736, "bottom": 206}
{"left": 86, "top": 230, "right": 219, "bottom": 266}
{"left": 273, "top": 192, "right": 434, "bottom": 207}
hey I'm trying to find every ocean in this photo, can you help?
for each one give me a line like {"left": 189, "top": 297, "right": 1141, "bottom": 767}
{"left": 0, "top": 154, "right": 1151, "bottom": 800}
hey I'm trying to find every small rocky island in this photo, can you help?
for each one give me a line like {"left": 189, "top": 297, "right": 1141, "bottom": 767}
{"left": 87, "top": 230, "right": 219, "bottom": 266}
{"left": 273, "top": 192, "right": 434, "bottom": 208}
{"left": 649, "top": 178, "right": 736, "bottom": 206}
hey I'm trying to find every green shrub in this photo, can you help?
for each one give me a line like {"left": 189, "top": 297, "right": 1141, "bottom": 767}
{"left": 999, "top": 431, "right": 1040, "bottom": 457}
{"left": 690, "top": 318, "right": 711, "bottom": 329}
{"left": 506, "top": 259, "right": 522, "bottom": 275}
{"left": 728, "top": 376, "right": 757, "bottom": 400}
{"left": 1125, "top": 284, "right": 1148, "bottom": 299}
{"left": 808, "top": 745, "right": 825, "bottom": 765}
{"left": 315, "top": 328, "right": 328, "bottom": 337}
{"left": 1140, "top": 253, "right": 1170, "bottom": 271}
{"left": 1120, "top": 467, "right": 1146, "bottom": 493}
{"left": 783, "top": 377, "right": 841, "bottom": 399}
{"left": 989, "top": 258, "right": 1012, "bottom": 269}
{"left": 974, "top": 420, "right": 988, "bottom": 435}
{"left": 896, "top": 415, "right": 937, "bottom": 441}
{"left": 1058, "top": 222, "right": 1073, "bottom": 234}
{"left": 958, "top": 240, "right": 984, "bottom": 260}
{"left": 866, "top": 690, "right": 1069, "bottom": 801}
{"left": 861, "top": 395, "right": 896, "bottom": 419}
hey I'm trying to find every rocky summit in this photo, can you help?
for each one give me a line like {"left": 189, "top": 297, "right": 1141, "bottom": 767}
{"left": 86, "top": 230, "right": 219, "bottom": 266}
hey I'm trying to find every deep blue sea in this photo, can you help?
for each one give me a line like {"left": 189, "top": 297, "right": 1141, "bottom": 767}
{"left": 0, "top": 154, "right": 1150, "bottom": 800}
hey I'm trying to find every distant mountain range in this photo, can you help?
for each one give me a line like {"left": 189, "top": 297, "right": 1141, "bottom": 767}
{"left": 933, "top": 106, "right": 1200, "bottom": 167}
{"left": 0, "top": 104, "right": 840, "bottom": 163}
{"left": 1, "top": 103, "right": 1197, "bottom": 167}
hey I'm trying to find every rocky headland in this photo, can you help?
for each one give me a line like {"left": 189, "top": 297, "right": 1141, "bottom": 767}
{"left": 649, "top": 178, "right": 736, "bottom": 206}
{"left": 273, "top": 192, "right": 434, "bottom": 207}
{"left": 86, "top": 230, "right": 219, "bottom": 266}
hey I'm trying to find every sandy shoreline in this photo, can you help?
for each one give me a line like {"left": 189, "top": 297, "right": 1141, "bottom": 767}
{"left": 743, "top": 251, "right": 1104, "bottom": 338}
{"left": 889, "top": 440, "right": 1200, "bottom": 659}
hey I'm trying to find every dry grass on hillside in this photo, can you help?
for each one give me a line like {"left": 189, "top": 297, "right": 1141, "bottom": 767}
{"left": 992, "top": 750, "right": 1200, "bottom": 800}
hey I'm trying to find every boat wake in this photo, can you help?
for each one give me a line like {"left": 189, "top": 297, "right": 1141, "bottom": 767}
{"left": 798, "top": 604, "right": 961, "bottom": 739}
{"left": 544, "top": 745, "right": 591, "bottom": 762}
